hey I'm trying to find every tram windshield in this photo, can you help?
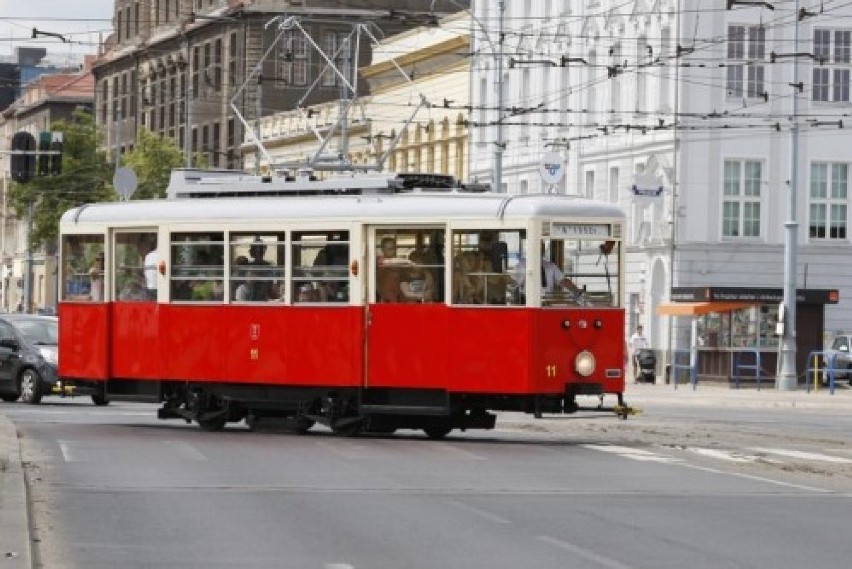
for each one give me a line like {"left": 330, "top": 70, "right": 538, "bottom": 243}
{"left": 539, "top": 236, "right": 620, "bottom": 307}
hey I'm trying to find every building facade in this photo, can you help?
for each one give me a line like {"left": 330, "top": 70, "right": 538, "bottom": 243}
{"left": 470, "top": 0, "right": 852, "bottom": 362}
{"left": 94, "top": 0, "right": 467, "bottom": 170}
{"left": 0, "top": 60, "right": 95, "bottom": 313}
{"left": 242, "top": 10, "right": 470, "bottom": 178}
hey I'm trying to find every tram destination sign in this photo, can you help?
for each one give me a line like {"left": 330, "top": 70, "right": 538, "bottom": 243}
{"left": 551, "top": 223, "right": 610, "bottom": 238}
{"left": 671, "top": 287, "right": 839, "bottom": 305}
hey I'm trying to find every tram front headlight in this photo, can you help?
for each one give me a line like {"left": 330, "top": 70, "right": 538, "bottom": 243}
{"left": 575, "top": 350, "right": 596, "bottom": 377}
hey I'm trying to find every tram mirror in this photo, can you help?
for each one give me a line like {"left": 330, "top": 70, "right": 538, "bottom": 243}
{"left": 491, "top": 241, "right": 508, "bottom": 273}
{"left": 599, "top": 240, "right": 615, "bottom": 256}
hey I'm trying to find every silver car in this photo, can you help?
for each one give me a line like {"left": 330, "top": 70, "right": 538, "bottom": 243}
{"left": 823, "top": 334, "right": 852, "bottom": 384}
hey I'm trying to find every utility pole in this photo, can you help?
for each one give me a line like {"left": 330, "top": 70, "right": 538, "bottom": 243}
{"left": 184, "top": 34, "right": 193, "bottom": 168}
{"left": 777, "top": 0, "right": 801, "bottom": 391}
{"left": 493, "top": 0, "right": 505, "bottom": 193}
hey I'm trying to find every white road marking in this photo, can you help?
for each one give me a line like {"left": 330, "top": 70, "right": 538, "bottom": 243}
{"left": 431, "top": 442, "right": 488, "bottom": 461}
{"left": 325, "top": 564, "right": 354, "bottom": 569}
{"left": 537, "top": 535, "right": 636, "bottom": 569}
{"left": 445, "top": 499, "right": 512, "bottom": 524}
{"left": 683, "top": 447, "right": 766, "bottom": 463}
{"left": 58, "top": 440, "right": 206, "bottom": 462}
{"left": 581, "top": 444, "right": 683, "bottom": 464}
{"left": 749, "top": 447, "right": 852, "bottom": 464}
{"left": 681, "top": 463, "right": 833, "bottom": 493}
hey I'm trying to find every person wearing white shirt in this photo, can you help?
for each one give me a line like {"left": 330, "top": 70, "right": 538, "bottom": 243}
{"left": 514, "top": 243, "right": 586, "bottom": 303}
{"left": 628, "top": 325, "right": 649, "bottom": 380}
{"left": 143, "top": 247, "right": 159, "bottom": 300}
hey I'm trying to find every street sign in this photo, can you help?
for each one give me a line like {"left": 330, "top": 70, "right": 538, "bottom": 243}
{"left": 538, "top": 152, "right": 566, "bottom": 186}
{"left": 113, "top": 167, "right": 138, "bottom": 200}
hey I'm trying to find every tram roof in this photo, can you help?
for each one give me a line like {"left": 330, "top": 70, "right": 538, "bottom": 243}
{"left": 60, "top": 193, "right": 625, "bottom": 228}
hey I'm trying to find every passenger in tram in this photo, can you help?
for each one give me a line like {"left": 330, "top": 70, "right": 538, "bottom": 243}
{"left": 89, "top": 252, "right": 105, "bottom": 301}
{"left": 246, "top": 238, "right": 276, "bottom": 301}
{"left": 404, "top": 233, "right": 439, "bottom": 302}
{"left": 377, "top": 236, "right": 405, "bottom": 302}
{"left": 118, "top": 268, "right": 148, "bottom": 301}
{"left": 453, "top": 232, "right": 509, "bottom": 304}
{"left": 514, "top": 243, "right": 586, "bottom": 305}
{"left": 232, "top": 256, "right": 250, "bottom": 301}
{"left": 143, "top": 238, "right": 159, "bottom": 300}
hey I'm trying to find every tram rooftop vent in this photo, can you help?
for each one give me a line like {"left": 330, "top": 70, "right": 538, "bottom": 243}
{"left": 166, "top": 169, "right": 492, "bottom": 199}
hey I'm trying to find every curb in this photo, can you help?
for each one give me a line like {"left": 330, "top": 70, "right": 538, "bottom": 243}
{"left": 623, "top": 383, "right": 852, "bottom": 411}
{"left": 0, "top": 414, "right": 31, "bottom": 569}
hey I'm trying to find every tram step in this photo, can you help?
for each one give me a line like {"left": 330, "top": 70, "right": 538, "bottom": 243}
{"left": 360, "top": 404, "right": 450, "bottom": 416}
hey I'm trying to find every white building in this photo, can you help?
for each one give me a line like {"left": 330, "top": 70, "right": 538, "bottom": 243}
{"left": 471, "top": 0, "right": 852, "bottom": 365}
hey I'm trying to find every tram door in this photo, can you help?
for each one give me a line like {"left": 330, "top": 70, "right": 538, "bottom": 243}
{"left": 366, "top": 227, "right": 449, "bottom": 388}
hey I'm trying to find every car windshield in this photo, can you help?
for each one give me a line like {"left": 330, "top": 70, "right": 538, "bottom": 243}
{"left": 14, "top": 319, "right": 58, "bottom": 345}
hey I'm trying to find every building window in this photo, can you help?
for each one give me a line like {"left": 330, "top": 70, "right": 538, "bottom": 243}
{"left": 585, "top": 170, "right": 595, "bottom": 199}
{"left": 812, "top": 29, "right": 852, "bottom": 102}
{"left": 727, "top": 25, "right": 765, "bottom": 98}
{"left": 809, "top": 162, "right": 848, "bottom": 239}
{"left": 723, "top": 159, "right": 762, "bottom": 238}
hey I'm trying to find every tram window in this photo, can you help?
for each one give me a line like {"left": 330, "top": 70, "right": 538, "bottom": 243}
{"left": 375, "top": 228, "right": 445, "bottom": 303}
{"left": 61, "top": 235, "right": 105, "bottom": 302}
{"left": 114, "top": 232, "right": 158, "bottom": 302}
{"left": 452, "top": 229, "right": 525, "bottom": 306}
{"left": 292, "top": 231, "right": 349, "bottom": 303}
{"left": 540, "top": 236, "right": 620, "bottom": 307}
{"left": 230, "top": 232, "right": 285, "bottom": 302}
{"left": 169, "top": 233, "right": 225, "bottom": 302}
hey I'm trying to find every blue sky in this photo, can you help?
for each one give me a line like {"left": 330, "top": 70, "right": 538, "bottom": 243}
{"left": 0, "top": 0, "right": 113, "bottom": 62}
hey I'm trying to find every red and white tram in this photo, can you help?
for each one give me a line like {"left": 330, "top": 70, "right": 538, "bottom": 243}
{"left": 58, "top": 170, "right": 630, "bottom": 437}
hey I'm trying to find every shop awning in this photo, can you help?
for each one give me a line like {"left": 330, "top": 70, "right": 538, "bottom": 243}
{"left": 655, "top": 301, "right": 758, "bottom": 316}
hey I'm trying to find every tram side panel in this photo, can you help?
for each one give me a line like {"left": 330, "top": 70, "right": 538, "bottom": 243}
{"left": 156, "top": 305, "right": 364, "bottom": 387}
{"left": 367, "top": 304, "right": 532, "bottom": 393}
{"left": 58, "top": 303, "right": 110, "bottom": 380}
{"left": 111, "top": 302, "right": 161, "bottom": 379}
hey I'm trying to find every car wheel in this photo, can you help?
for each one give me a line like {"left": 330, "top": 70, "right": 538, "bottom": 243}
{"left": 1, "top": 393, "right": 19, "bottom": 402}
{"left": 19, "top": 369, "right": 43, "bottom": 405}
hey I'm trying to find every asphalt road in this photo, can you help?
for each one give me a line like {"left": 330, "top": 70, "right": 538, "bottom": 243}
{"left": 5, "top": 400, "right": 852, "bottom": 569}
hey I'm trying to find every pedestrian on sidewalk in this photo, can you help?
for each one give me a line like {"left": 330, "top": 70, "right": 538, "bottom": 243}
{"left": 629, "top": 325, "right": 649, "bottom": 382}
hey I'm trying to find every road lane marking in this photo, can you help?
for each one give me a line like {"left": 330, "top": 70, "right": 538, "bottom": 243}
{"left": 325, "top": 564, "right": 354, "bottom": 569}
{"left": 749, "top": 447, "right": 852, "bottom": 464}
{"left": 680, "top": 463, "right": 833, "bottom": 493}
{"left": 431, "top": 442, "right": 488, "bottom": 460}
{"left": 537, "top": 535, "right": 635, "bottom": 569}
{"left": 581, "top": 444, "right": 683, "bottom": 464}
{"left": 445, "top": 499, "right": 512, "bottom": 524}
{"left": 682, "top": 447, "right": 769, "bottom": 463}
{"left": 57, "top": 440, "right": 206, "bottom": 462}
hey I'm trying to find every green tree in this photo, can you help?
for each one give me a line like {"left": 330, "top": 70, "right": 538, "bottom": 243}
{"left": 8, "top": 108, "right": 114, "bottom": 248}
{"left": 121, "top": 127, "right": 208, "bottom": 199}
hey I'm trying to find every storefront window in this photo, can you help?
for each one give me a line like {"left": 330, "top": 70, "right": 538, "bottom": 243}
{"left": 697, "top": 305, "right": 780, "bottom": 349}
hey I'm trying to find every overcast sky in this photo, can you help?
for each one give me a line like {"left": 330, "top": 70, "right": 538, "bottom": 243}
{"left": 0, "top": 0, "right": 114, "bottom": 62}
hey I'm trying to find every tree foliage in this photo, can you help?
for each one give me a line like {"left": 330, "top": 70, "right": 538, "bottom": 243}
{"left": 120, "top": 127, "right": 188, "bottom": 199}
{"left": 8, "top": 108, "right": 114, "bottom": 248}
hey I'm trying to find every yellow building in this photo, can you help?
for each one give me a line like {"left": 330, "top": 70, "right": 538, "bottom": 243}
{"left": 243, "top": 11, "right": 470, "bottom": 179}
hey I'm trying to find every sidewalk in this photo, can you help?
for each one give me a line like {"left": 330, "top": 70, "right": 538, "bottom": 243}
{"left": 624, "top": 379, "right": 852, "bottom": 411}
{"left": 0, "top": 414, "right": 31, "bottom": 569}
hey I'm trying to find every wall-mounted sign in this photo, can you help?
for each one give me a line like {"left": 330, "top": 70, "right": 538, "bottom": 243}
{"left": 631, "top": 172, "right": 665, "bottom": 200}
{"left": 538, "top": 152, "right": 565, "bottom": 186}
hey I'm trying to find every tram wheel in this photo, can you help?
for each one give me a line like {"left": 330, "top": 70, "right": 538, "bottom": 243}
{"left": 197, "top": 414, "right": 228, "bottom": 432}
{"left": 291, "top": 416, "right": 315, "bottom": 434}
{"left": 331, "top": 418, "right": 363, "bottom": 437}
{"left": 91, "top": 393, "right": 110, "bottom": 406}
{"left": 423, "top": 426, "right": 453, "bottom": 440}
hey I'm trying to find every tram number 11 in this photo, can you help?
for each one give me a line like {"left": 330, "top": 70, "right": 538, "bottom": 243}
{"left": 545, "top": 365, "right": 558, "bottom": 377}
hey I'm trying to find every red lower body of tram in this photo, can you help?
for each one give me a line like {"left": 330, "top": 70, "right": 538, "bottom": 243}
{"left": 59, "top": 302, "right": 627, "bottom": 437}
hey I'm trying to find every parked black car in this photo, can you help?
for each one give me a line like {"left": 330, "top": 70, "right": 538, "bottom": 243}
{"left": 0, "top": 314, "right": 60, "bottom": 404}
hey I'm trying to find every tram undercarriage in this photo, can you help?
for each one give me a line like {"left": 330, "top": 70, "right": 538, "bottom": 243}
{"left": 96, "top": 380, "right": 627, "bottom": 438}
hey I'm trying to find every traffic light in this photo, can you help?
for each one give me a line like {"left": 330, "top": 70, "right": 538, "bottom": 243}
{"left": 10, "top": 131, "right": 36, "bottom": 183}
{"left": 37, "top": 131, "right": 51, "bottom": 177}
{"left": 50, "top": 133, "right": 63, "bottom": 175}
